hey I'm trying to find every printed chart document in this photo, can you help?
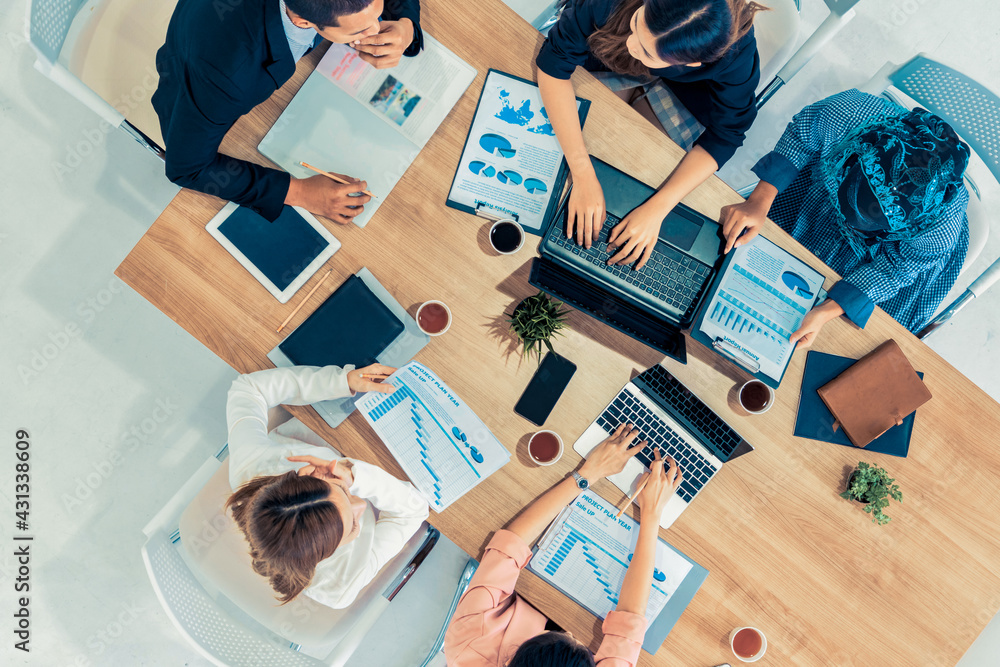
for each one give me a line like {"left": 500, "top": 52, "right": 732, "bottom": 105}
{"left": 528, "top": 491, "right": 707, "bottom": 651}
{"left": 259, "top": 36, "right": 477, "bottom": 228}
{"left": 357, "top": 362, "right": 509, "bottom": 511}
{"left": 695, "top": 236, "right": 824, "bottom": 385}
{"left": 446, "top": 70, "right": 589, "bottom": 234}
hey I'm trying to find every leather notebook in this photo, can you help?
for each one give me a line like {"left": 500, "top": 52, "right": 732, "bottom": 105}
{"left": 278, "top": 274, "right": 404, "bottom": 368}
{"left": 795, "top": 351, "right": 920, "bottom": 457}
{"left": 816, "top": 340, "right": 931, "bottom": 448}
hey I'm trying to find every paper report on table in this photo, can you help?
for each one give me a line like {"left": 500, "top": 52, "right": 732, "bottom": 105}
{"left": 529, "top": 491, "right": 693, "bottom": 624}
{"left": 698, "top": 236, "right": 824, "bottom": 381}
{"left": 446, "top": 70, "right": 581, "bottom": 233}
{"left": 258, "top": 36, "right": 476, "bottom": 227}
{"left": 357, "top": 362, "right": 510, "bottom": 512}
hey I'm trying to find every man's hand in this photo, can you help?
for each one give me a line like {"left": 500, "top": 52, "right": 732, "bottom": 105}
{"left": 285, "top": 173, "right": 371, "bottom": 224}
{"left": 353, "top": 19, "right": 414, "bottom": 69}
{"left": 607, "top": 201, "right": 665, "bottom": 270}
{"left": 578, "top": 423, "right": 647, "bottom": 482}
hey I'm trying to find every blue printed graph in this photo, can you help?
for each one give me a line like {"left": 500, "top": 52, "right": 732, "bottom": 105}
{"left": 468, "top": 161, "right": 496, "bottom": 178}
{"left": 478, "top": 133, "right": 516, "bottom": 158}
{"left": 542, "top": 527, "right": 623, "bottom": 608}
{"left": 366, "top": 385, "right": 481, "bottom": 509}
{"left": 781, "top": 270, "right": 814, "bottom": 298}
{"left": 708, "top": 301, "right": 786, "bottom": 360}
{"left": 497, "top": 170, "right": 522, "bottom": 185}
{"left": 524, "top": 178, "right": 547, "bottom": 194}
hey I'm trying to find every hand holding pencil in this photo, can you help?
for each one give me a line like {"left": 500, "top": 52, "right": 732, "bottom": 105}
{"left": 285, "top": 162, "right": 372, "bottom": 224}
{"left": 347, "top": 363, "right": 397, "bottom": 395}
{"left": 627, "top": 450, "right": 682, "bottom": 518}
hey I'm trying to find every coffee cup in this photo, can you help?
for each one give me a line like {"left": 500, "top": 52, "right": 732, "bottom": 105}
{"left": 738, "top": 380, "right": 774, "bottom": 415}
{"left": 729, "top": 626, "right": 767, "bottom": 662}
{"left": 416, "top": 300, "right": 452, "bottom": 336}
{"left": 489, "top": 219, "right": 525, "bottom": 255}
{"left": 528, "top": 430, "right": 563, "bottom": 466}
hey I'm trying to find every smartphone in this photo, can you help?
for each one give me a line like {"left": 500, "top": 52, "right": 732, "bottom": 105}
{"left": 514, "top": 353, "right": 577, "bottom": 426}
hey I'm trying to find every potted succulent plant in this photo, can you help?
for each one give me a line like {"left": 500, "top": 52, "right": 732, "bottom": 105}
{"left": 840, "top": 462, "right": 903, "bottom": 525}
{"left": 507, "top": 291, "right": 569, "bottom": 362}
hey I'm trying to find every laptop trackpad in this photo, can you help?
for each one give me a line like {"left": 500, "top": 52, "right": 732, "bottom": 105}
{"left": 658, "top": 210, "right": 702, "bottom": 252}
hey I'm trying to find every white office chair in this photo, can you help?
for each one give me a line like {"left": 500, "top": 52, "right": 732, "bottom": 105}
{"left": 142, "top": 444, "right": 477, "bottom": 666}
{"left": 28, "top": 0, "right": 175, "bottom": 157}
{"left": 755, "top": 0, "right": 864, "bottom": 108}
{"left": 858, "top": 54, "right": 1000, "bottom": 338}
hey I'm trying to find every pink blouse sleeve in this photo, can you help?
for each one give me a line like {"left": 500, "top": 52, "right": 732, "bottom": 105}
{"left": 593, "top": 610, "right": 648, "bottom": 666}
{"left": 443, "top": 530, "right": 533, "bottom": 654}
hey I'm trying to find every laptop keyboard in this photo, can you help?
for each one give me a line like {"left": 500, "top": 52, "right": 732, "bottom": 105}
{"left": 595, "top": 390, "right": 714, "bottom": 503}
{"left": 637, "top": 365, "right": 743, "bottom": 460}
{"left": 549, "top": 213, "right": 712, "bottom": 318}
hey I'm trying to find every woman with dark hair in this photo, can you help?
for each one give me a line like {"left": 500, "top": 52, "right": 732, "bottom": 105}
{"left": 225, "top": 364, "right": 429, "bottom": 608}
{"left": 537, "top": 0, "right": 765, "bottom": 268}
{"left": 719, "top": 89, "right": 971, "bottom": 342}
{"left": 444, "top": 424, "right": 683, "bottom": 666}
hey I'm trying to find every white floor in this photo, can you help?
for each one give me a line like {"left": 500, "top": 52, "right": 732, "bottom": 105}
{"left": 1, "top": 0, "right": 999, "bottom": 665}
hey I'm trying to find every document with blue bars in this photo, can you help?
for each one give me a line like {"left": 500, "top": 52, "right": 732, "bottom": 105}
{"left": 357, "top": 362, "right": 510, "bottom": 511}
{"left": 528, "top": 491, "right": 708, "bottom": 652}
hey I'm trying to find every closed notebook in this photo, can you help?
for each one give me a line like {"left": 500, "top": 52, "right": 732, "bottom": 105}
{"left": 278, "top": 274, "right": 404, "bottom": 368}
{"left": 817, "top": 339, "right": 931, "bottom": 448}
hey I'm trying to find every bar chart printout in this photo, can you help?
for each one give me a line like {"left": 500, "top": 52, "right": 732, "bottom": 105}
{"left": 529, "top": 492, "right": 693, "bottom": 624}
{"left": 357, "top": 362, "right": 510, "bottom": 511}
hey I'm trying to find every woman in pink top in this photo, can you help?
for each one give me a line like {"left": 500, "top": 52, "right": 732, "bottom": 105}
{"left": 445, "top": 424, "right": 683, "bottom": 666}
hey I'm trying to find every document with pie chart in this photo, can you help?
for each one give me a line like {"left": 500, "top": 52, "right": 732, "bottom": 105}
{"left": 693, "top": 235, "right": 825, "bottom": 385}
{"left": 446, "top": 70, "right": 590, "bottom": 234}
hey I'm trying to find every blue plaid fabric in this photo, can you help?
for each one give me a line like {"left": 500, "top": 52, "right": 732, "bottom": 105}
{"left": 591, "top": 73, "right": 704, "bottom": 150}
{"left": 753, "top": 90, "right": 969, "bottom": 333}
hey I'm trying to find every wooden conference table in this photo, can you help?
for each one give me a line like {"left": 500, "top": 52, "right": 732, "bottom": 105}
{"left": 116, "top": 1, "right": 1000, "bottom": 664}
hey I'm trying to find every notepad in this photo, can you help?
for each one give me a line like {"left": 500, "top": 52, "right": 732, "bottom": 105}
{"left": 528, "top": 491, "right": 708, "bottom": 654}
{"left": 356, "top": 362, "right": 510, "bottom": 512}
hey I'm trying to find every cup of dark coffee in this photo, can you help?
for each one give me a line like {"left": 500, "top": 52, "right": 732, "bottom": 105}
{"left": 528, "top": 430, "right": 563, "bottom": 466}
{"left": 738, "top": 380, "right": 774, "bottom": 414}
{"left": 489, "top": 219, "right": 525, "bottom": 255}
{"left": 416, "top": 300, "right": 452, "bottom": 336}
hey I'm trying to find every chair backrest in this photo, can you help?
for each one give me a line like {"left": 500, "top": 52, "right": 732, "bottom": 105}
{"left": 178, "top": 457, "right": 430, "bottom": 658}
{"left": 29, "top": 0, "right": 175, "bottom": 148}
{"left": 886, "top": 55, "right": 1000, "bottom": 185}
{"left": 751, "top": 0, "right": 800, "bottom": 91}
{"left": 142, "top": 530, "right": 327, "bottom": 667}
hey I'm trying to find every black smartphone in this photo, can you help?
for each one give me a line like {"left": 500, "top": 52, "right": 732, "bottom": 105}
{"left": 514, "top": 352, "right": 577, "bottom": 426}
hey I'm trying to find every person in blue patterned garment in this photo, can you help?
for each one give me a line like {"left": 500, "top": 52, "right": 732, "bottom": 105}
{"left": 720, "top": 89, "right": 971, "bottom": 344}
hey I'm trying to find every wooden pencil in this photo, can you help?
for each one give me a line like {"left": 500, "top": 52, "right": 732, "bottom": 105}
{"left": 616, "top": 476, "right": 649, "bottom": 519}
{"left": 298, "top": 161, "right": 376, "bottom": 198}
{"left": 276, "top": 269, "right": 333, "bottom": 333}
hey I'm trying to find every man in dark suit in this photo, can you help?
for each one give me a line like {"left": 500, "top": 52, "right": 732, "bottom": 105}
{"left": 152, "top": 0, "right": 422, "bottom": 223}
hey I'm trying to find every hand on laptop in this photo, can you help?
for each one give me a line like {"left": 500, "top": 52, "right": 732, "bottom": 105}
{"left": 607, "top": 201, "right": 662, "bottom": 270}
{"left": 637, "top": 450, "right": 682, "bottom": 516}
{"left": 286, "top": 173, "right": 371, "bottom": 224}
{"left": 353, "top": 19, "right": 414, "bottom": 70}
{"left": 578, "top": 423, "right": 647, "bottom": 480}
{"left": 567, "top": 168, "right": 606, "bottom": 249}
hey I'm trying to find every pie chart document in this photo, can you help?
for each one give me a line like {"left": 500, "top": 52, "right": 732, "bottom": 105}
{"left": 446, "top": 70, "right": 589, "bottom": 234}
{"left": 260, "top": 36, "right": 477, "bottom": 228}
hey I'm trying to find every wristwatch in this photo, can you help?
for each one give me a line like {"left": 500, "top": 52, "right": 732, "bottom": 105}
{"left": 571, "top": 471, "right": 590, "bottom": 491}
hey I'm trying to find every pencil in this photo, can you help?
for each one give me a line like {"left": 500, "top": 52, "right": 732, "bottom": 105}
{"left": 616, "top": 476, "right": 649, "bottom": 519}
{"left": 298, "top": 161, "right": 377, "bottom": 198}
{"left": 276, "top": 269, "right": 333, "bottom": 333}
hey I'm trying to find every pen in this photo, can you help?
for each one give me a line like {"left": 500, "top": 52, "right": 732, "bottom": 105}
{"left": 359, "top": 373, "right": 388, "bottom": 382}
{"left": 298, "top": 161, "right": 377, "bottom": 198}
{"left": 616, "top": 476, "right": 649, "bottom": 518}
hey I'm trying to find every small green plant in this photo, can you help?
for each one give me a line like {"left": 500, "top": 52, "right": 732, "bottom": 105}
{"left": 840, "top": 462, "right": 903, "bottom": 525}
{"left": 507, "top": 291, "right": 569, "bottom": 362}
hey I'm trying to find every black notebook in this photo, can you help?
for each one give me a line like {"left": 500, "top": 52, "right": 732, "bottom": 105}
{"left": 795, "top": 351, "right": 920, "bottom": 458}
{"left": 279, "top": 275, "right": 404, "bottom": 368}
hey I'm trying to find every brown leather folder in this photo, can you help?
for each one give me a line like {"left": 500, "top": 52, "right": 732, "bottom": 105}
{"left": 817, "top": 339, "right": 932, "bottom": 448}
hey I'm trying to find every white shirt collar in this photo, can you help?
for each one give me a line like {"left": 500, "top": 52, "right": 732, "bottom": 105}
{"left": 279, "top": 0, "right": 318, "bottom": 61}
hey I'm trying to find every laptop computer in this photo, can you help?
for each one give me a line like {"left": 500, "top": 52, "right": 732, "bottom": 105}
{"left": 530, "top": 156, "right": 722, "bottom": 363}
{"left": 574, "top": 364, "right": 753, "bottom": 528}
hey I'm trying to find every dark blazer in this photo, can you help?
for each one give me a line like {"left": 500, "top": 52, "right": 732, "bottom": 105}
{"left": 536, "top": 0, "right": 759, "bottom": 168}
{"left": 152, "top": 0, "right": 422, "bottom": 220}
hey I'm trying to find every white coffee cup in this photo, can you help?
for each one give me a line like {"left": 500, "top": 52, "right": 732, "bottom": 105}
{"left": 416, "top": 300, "right": 452, "bottom": 336}
{"left": 729, "top": 626, "right": 767, "bottom": 663}
{"left": 738, "top": 380, "right": 775, "bottom": 415}
{"left": 528, "top": 430, "right": 564, "bottom": 466}
{"left": 489, "top": 219, "right": 525, "bottom": 255}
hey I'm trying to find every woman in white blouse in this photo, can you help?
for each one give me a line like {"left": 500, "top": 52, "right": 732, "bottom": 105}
{"left": 225, "top": 363, "right": 429, "bottom": 609}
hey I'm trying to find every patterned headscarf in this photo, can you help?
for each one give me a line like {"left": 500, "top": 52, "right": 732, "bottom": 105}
{"left": 820, "top": 107, "right": 970, "bottom": 259}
